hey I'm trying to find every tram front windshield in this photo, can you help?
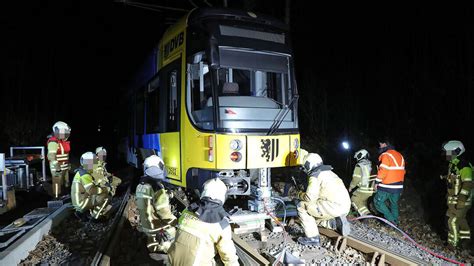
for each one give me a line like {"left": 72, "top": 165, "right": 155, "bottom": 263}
{"left": 187, "top": 48, "right": 297, "bottom": 132}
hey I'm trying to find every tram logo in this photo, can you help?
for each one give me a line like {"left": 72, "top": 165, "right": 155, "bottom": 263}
{"left": 163, "top": 32, "right": 184, "bottom": 59}
{"left": 260, "top": 138, "right": 279, "bottom": 162}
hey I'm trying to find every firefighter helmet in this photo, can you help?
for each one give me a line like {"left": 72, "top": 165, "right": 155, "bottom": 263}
{"left": 201, "top": 178, "right": 228, "bottom": 204}
{"left": 302, "top": 152, "right": 323, "bottom": 174}
{"left": 442, "top": 140, "right": 465, "bottom": 157}
{"left": 80, "top": 152, "right": 97, "bottom": 170}
{"left": 143, "top": 155, "right": 166, "bottom": 180}
{"left": 52, "top": 121, "right": 71, "bottom": 134}
{"left": 354, "top": 149, "right": 369, "bottom": 161}
{"left": 95, "top": 147, "right": 107, "bottom": 161}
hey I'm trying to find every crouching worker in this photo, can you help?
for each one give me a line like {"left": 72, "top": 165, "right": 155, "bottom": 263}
{"left": 136, "top": 155, "right": 176, "bottom": 259}
{"left": 296, "top": 150, "right": 352, "bottom": 246}
{"left": 72, "top": 152, "right": 111, "bottom": 221}
{"left": 168, "top": 178, "right": 239, "bottom": 266}
{"left": 93, "top": 147, "right": 121, "bottom": 197}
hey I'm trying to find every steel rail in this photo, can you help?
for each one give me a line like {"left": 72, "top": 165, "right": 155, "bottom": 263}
{"left": 91, "top": 187, "right": 131, "bottom": 266}
{"left": 232, "top": 233, "right": 271, "bottom": 266}
{"left": 319, "top": 227, "right": 427, "bottom": 266}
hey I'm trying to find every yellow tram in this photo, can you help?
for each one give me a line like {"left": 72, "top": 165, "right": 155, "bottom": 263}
{"left": 126, "top": 8, "right": 301, "bottom": 215}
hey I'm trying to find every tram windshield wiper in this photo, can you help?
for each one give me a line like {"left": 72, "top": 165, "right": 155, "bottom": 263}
{"left": 266, "top": 95, "right": 298, "bottom": 135}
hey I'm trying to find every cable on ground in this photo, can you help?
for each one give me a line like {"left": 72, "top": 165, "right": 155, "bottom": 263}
{"left": 351, "top": 215, "right": 465, "bottom": 266}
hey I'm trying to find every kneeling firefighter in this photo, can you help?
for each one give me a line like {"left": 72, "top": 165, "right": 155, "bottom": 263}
{"left": 71, "top": 152, "right": 111, "bottom": 220}
{"left": 296, "top": 150, "right": 351, "bottom": 246}
{"left": 93, "top": 146, "right": 121, "bottom": 196}
{"left": 135, "top": 155, "right": 177, "bottom": 255}
{"left": 168, "top": 178, "right": 239, "bottom": 266}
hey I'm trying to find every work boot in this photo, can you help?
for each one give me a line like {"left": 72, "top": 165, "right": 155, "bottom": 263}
{"left": 297, "top": 236, "right": 320, "bottom": 246}
{"left": 335, "top": 215, "right": 351, "bottom": 236}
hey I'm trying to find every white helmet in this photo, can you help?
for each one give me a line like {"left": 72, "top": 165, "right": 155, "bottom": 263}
{"left": 52, "top": 121, "right": 71, "bottom": 139}
{"left": 80, "top": 152, "right": 97, "bottom": 170}
{"left": 442, "top": 140, "right": 465, "bottom": 157}
{"left": 96, "top": 147, "right": 107, "bottom": 161}
{"left": 302, "top": 152, "right": 323, "bottom": 173}
{"left": 201, "top": 178, "right": 228, "bottom": 204}
{"left": 354, "top": 149, "right": 369, "bottom": 161}
{"left": 143, "top": 155, "right": 166, "bottom": 180}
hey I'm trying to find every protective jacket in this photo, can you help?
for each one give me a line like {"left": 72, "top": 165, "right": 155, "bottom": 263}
{"left": 446, "top": 157, "right": 473, "bottom": 247}
{"left": 135, "top": 176, "right": 176, "bottom": 253}
{"left": 349, "top": 159, "right": 374, "bottom": 193}
{"left": 349, "top": 159, "right": 374, "bottom": 216}
{"left": 47, "top": 136, "right": 70, "bottom": 171}
{"left": 298, "top": 167, "right": 351, "bottom": 213}
{"left": 92, "top": 161, "right": 121, "bottom": 196}
{"left": 375, "top": 149, "right": 405, "bottom": 193}
{"left": 71, "top": 168, "right": 106, "bottom": 213}
{"left": 297, "top": 166, "right": 351, "bottom": 238}
{"left": 168, "top": 209, "right": 239, "bottom": 266}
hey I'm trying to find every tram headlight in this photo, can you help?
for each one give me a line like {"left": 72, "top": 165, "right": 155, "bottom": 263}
{"left": 230, "top": 139, "right": 242, "bottom": 151}
{"left": 230, "top": 152, "right": 242, "bottom": 162}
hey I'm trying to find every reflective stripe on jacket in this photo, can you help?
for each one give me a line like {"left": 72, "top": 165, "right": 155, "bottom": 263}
{"left": 71, "top": 168, "right": 96, "bottom": 212}
{"left": 376, "top": 149, "right": 405, "bottom": 193}
{"left": 168, "top": 209, "right": 239, "bottom": 266}
{"left": 349, "top": 159, "right": 373, "bottom": 192}
{"left": 47, "top": 136, "right": 70, "bottom": 167}
{"left": 135, "top": 177, "right": 176, "bottom": 234}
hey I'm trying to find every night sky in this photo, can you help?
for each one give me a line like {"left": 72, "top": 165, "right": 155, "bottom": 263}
{"left": 1, "top": 1, "right": 474, "bottom": 171}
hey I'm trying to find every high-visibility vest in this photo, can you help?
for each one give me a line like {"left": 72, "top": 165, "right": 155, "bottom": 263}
{"left": 376, "top": 149, "right": 405, "bottom": 192}
{"left": 47, "top": 136, "right": 70, "bottom": 170}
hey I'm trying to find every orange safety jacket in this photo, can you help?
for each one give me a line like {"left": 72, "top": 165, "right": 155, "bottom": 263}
{"left": 375, "top": 149, "right": 405, "bottom": 193}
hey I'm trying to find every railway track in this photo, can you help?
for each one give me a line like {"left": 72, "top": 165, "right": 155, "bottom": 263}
{"left": 3, "top": 185, "right": 451, "bottom": 265}
{"left": 91, "top": 188, "right": 131, "bottom": 266}
{"left": 318, "top": 227, "right": 426, "bottom": 265}
{"left": 231, "top": 225, "right": 428, "bottom": 265}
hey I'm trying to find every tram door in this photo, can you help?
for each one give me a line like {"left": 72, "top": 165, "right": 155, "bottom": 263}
{"left": 159, "top": 58, "right": 181, "bottom": 182}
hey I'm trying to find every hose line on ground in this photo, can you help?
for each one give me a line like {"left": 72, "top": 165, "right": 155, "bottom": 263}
{"left": 350, "top": 215, "right": 465, "bottom": 266}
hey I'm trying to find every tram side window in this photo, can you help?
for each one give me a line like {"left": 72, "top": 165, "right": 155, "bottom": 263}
{"left": 188, "top": 61, "right": 214, "bottom": 130}
{"left": 146, "top": 86, "right": 160, "bottom": 134}
{"left": 168, "top": 70, "right": 178, "bottom": 131}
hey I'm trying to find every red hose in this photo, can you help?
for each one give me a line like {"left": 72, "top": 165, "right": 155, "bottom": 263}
{"left": 350, "top": 215, "right": 465, "bottom": 266}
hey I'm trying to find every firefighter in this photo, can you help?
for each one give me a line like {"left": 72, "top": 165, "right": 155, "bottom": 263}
{"left": 135, "top": 155, "right": 176, "bottom": 258}
{"left": 373, "top": 139, "right": 405, "bottom": 225}
{"left": 71, "top": 152, "right": 111, "bottom": 221}
{"left": 296, "top": 151, "right": 351, "bottom": 246}
{"left": 349, "top": 149, "right": 375, "bottom": 216}
{"left": 168, "top": 178, "right": 239, "bottom": 266}
{"left": 442, "top": 140, "right": 473, "bottom": 249}
{"left": 93, "top": 147, "right": 121, "bottom": 196}
{"left": 47, "top": 121, "right": 71, "bottom": 198}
